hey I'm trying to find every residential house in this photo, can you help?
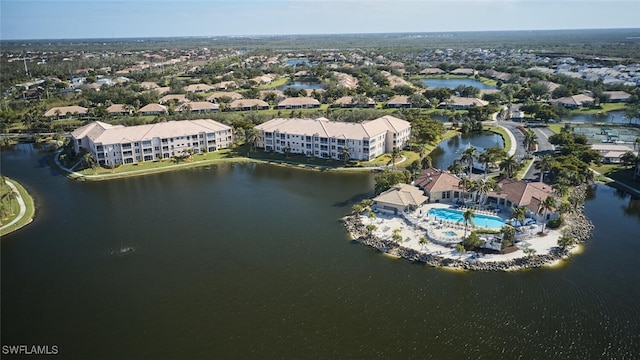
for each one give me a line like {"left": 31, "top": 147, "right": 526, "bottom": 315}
{"left": 44, "top": 105, "right": 88, "bottom": 118}
{"left": 332, "top": 96, "right": 376, "bottom": 108}
{"left": 450, "top": 68, "right": 476, "bottom": 76}
{"left": 71, "top": 120, "right": 233, "bottom": 166}
{"left": 106, "top": 104, "right": 133, "bottom": 116}
{"left": 551, "top": 94, "right": 594, "bottom": 109}
{"left": 385, "top": 95, "right": 413, "bottom": 108}
{"left": 602, "top": 91, "right": 632, "bottom": 103}
{"left": 420, "top": 68, "right": 445, "bottom": 75}
{"left": 176, "top": 101, "right": 219, "bottom": 113}
{"left": 183, "top": 83, "right": 214, "bottom": 93}
{"left": 212, "top": 81, "right": 237, "bottom": 90}
{"left": 486, "top": 178, "right": 558, "bottom": 222}
{"left": 440, "top": 96, "right": 489, "bottom": 110}
{"left": 414, "top": 168, "right": 463, "bottom": 203}
{"left": 373, "top": 184, "right": 429, "bottom": 215}
{"left": 276, "top": 97, "right": 321, "bottom": 109}
{"left": 254, "top": 115, "right": 411, "bottom": 161}
{"left": 226, "top": 99, "right": 270, "bottom": 111}
{"left": 138, "top": 103, "right": 167, "bottom": 116}
{"left": 591, "top": 143, "right": 636, "bottom": 164}
{"left": 206, "top": 92, "right": 244, "bottom": 103}
{"left": 159, "top": 94, "right": 189, "bottom": 104}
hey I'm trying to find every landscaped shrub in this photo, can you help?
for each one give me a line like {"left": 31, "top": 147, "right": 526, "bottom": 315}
{"left": 547, "top": 217, "right": 564, "bottom": 229}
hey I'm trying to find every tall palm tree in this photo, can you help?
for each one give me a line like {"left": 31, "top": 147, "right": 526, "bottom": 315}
{"left": 448, "top": 160, "right": 465, "bottom": 176}
{"left": 535, "top": 154, "right": 553, "bottom": 182}
{"left": 477, "top": 179, "right": 496, "bottom": 204}
{"left": 459, "top": 177, "right": 473, "bottom": 203}
{"left": 478, "top": 151, "right": 491, "bottom": 180}
{"left": 538, "top": 196, "right": 557, "bottom": 233}
{"left": 419, "top": 236, "right": 428, "bottom": 249}
{"left": 82, "top": 152, "right": 98, "bottom": 174}
{"left": 420, "top": 155, "right": 432, "bottom": 170}
{"left": 341, "top": 146, "right": 351, "bottom": 162}
{"left": 461, "top": 145, "right": 478, "bottom": 175}
{"left": 390, "top": 147, "right": 401, "bottom": 170}
{"left": 2, "top": 189, "right": 19, "bottom": 215}
{"left": 523, "top": 130, "right": 538, "bottom": 155}
{"left": 463, "top": 209, "right": 475, "bottom": 238}
{"left": 500, "top": 155, "right": 518, "bottom": 179}
{"left": 244, "top": 128, "right": 261, "bottom": 152}
{"left": 511, "top": 205, "right": 527, "bottom": 226}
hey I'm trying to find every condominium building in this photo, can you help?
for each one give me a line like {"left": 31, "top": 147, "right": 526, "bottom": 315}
{"left": 253, "top": 116, "right": 411, "bottom": 161}
{"left": 71, "top": 120, "right": 233, "bottom": 166}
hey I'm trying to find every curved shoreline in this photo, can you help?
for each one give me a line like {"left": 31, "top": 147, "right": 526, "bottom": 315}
{"left": 0, "top": 177, "right": 35, "bottom": 236}
{"left": 344, "top": 185, "right": 595, "bottom": 272}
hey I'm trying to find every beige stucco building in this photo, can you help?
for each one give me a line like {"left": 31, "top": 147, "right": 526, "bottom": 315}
{"left": 253, "top": 116, "right": 411, "bottom": 161}
{"left": 72, "top": 120, "right": 233, "bottom": 166}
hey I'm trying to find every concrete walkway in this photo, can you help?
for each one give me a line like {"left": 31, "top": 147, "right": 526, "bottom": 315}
{"left": 0, "top": 179, "right": 27, "bottom": 231}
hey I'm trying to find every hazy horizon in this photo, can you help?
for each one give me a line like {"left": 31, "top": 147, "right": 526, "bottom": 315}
{"left": 2, "top": 0, "right": 639, "bottom": 41}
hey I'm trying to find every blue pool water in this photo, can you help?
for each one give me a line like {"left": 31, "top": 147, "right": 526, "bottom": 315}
{"left": 444, "top": 231, "right": 458, "bottom": 237}
{"left": 427, "top": 207, "right": 505, "bottom": 230}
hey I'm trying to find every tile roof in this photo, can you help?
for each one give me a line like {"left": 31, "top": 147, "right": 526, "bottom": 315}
{"left": 79, "top": 119, "right": 231, "bottom": 145}
{"left": 44, "top": 106, "right": 88, "bottom": 117}
{"left": 414, "top": 168, "right": 461, "bottom": 193}
{"left": 373, "top": 184, "right": 429, "bottom": 207}
{"left": 255, "top": 115, "right": 409, "bottom": 139}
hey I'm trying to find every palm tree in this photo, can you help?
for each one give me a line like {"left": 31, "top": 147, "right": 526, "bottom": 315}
{"left": 558, "top": 201, "right": 574, "bottom": 217}
{"left": 500, "top": 155, "right": 518, "bottom": 179}
{"left": 459, "top": 177, "right": 473, "bottom": 203}
{"left": 368, "top": 211, "right": 377, "bottom": 225}
{"left": 448, "top": 160, "right": 465, "bottom": 176}
{"left": 2, "top": 189, "right": 19, "bottom": 215}
{"left": 461, "top": 145, "right": 478, "bottom": 175}
{"left": 390, "top": 147, "right": 401, "bottom": 170}
{"left": 538, "top": 196, "right": 557, "bottom": 233}
{"left": 244, "top": 128, "right": 261, "bottom": 152}
{"left": 476, "top": 179, "right": 496, "bottom": 204}
{"left": 420, "top": 155, "right": 432, "bottom": 170}
{"left": 620, "top": 151, "right": 636, "bottom": 169}
{"left": 82, "top": 152, "right": 98, "bottom": 174}
{"left": 391, "top": 228, "right": 402, "bottom": 243}
{"left": 557, "top": 236, "right": 574, "bottom": 250}
{"left": 522, "top": 130, "right": 538, "bottom": 156}
{"left": 535, "top": 154, "right": 553, "bottom": 182}
{"left": 419, "top": 236, "right": 428, "bottom": 249}
{"left": 511, "top": 205, "right": 527, "bottom": 226}
{"left": 341, "top": 146, "right": 351, "bottom": 162}
{"left": 478, "top": 151, "right": 491, "bottom": 180}
{"left": 463, "top": 209, "right": 475, "bottom": 238}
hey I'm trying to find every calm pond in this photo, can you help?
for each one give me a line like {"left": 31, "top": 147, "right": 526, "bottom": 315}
{"left": 420, "top": 78, "right": 496, "bottom": 90}
{"left": 277, "top": 81, "right": 323, "bottom": 92}
{"left": 1, "top": 144, "right": 639, "bottom": 359}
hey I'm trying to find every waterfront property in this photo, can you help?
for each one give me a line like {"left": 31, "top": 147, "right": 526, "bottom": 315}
{"left": 372, "top": 184, "right": 428, "bottom": 214}
{"left": 254, "top": 116, "right": 411, "bottom": 161}
{"left": 72, "top": 120, "right": 233, "bottom": 166}
{"left": 414, "top": 168, "right": 559, "bottom": 223}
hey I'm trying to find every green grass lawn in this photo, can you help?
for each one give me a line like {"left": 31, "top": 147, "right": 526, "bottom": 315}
{"left": 590, "top": 163, "right": 640, "bottom": 190}
{"left": 568, "top": 103, "right": 628, "bottom": 116}
{"left": 0, "top": 177, "right": 36, "bottom": 236}
{"left": 484, "top": 125, "right": 512, "bottom": 152}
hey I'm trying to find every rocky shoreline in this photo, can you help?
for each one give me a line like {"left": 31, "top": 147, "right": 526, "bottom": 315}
{"left": 343, "top": 184, "right": 595, "bottom": 272}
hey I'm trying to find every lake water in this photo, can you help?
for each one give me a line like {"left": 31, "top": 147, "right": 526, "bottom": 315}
{"left": 564, "top": 110, "right": 640, "bottom": 125}
{"left": 277, "top": 81, "right": 323, "bottom": 91}
{"left": 430, "top": 132, "right": 504, "bottom": 170}
{"left": 2, "top": 144, "right": 639, "bottom": 359}
{"left": 420, "top": 78, "right": 496, "bottom": 90}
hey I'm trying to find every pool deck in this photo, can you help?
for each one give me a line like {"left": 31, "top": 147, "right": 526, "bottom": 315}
{"left": 364, "top": 202, "right": 561, "bottom": 264}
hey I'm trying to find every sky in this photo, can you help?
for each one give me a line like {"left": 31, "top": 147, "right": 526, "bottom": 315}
{"left": 1, "top": 0, "right": 639, "bottom": 40}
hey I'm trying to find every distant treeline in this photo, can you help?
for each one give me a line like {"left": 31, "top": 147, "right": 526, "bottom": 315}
{"left": 2, "top": 28, "right": 639, "bottom": 58}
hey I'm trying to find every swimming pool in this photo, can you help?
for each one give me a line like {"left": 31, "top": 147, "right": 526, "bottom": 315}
{"left": 427, "top": 207, "right": 505, "bottom": 230}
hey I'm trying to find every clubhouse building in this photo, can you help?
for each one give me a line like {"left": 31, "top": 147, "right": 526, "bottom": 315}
{"left": 253, "top": 116, "right": 411, "bottom": 161}
{"left": 71, "top": 120, "right": 233, "bottom": 166}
